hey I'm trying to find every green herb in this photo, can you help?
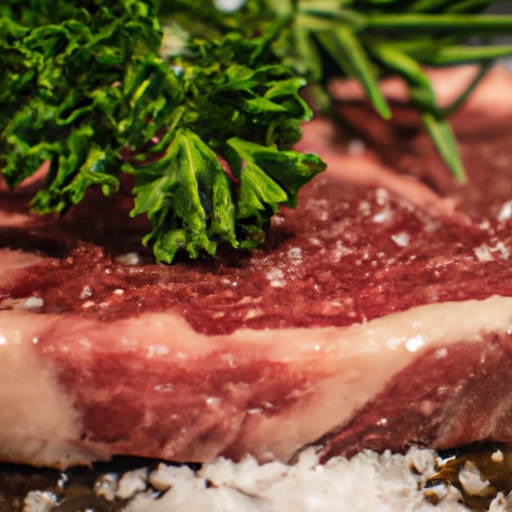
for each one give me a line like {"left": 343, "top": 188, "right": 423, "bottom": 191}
{"left": 257, "top": 0, "right": 512, "bottom": 182}
{"left": 0, "top": 0, "right": 324, "bottom": 263}
{"left": 1, "top": 1, "right": 512, "bottom": 262}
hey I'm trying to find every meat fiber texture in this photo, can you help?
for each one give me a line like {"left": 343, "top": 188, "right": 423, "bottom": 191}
{"left": 1, "top": 66, "right": 512, "bottom": 470}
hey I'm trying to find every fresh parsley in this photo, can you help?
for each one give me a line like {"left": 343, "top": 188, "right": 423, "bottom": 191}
{"left": 1, "top": 0, "right": 512, "bottom": 262}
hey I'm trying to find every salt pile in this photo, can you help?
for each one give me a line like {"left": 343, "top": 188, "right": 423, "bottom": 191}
{"left": 119, "top": 447, "right": 506, "bottom": 512}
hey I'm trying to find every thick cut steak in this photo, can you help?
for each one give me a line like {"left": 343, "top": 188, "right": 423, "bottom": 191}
{"left": 2, "top": 68, "right": 512, "bottom": 469}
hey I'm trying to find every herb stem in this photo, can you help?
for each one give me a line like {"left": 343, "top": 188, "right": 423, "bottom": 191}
{"left": 366, "top": 14, "right": 512, "bottom": 31}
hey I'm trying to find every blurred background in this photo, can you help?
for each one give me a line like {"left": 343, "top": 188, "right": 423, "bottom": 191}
{"left": 486, "top": 2, "right": 512, "bottom": 69}
{"left": 487, "top": 1, "right": 512, "bottom": 13}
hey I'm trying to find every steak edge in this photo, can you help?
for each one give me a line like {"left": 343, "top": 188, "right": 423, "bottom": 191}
{"left": 1, "top": 295, "right": 512, "bottom": 468}
{"left": 1, "top": 67, "right": 512, "bottom": 468}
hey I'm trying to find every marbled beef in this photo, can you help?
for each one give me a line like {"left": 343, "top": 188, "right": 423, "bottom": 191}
{"left": 1, "top": 67, "right": 512, "bottom": 469}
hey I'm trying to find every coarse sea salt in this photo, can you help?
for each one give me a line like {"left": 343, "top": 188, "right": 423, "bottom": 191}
{"left": 121, "top": 447, "right": 480, "bottom": 512}
{"left": 391, "top": 232, "right": 410, "bottom": 248}
{"left": 266, "top": 268, "right": 286, "bottom": 288}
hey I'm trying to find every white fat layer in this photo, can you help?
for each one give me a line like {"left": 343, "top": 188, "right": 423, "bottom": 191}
{"left": 0, "top": 311, "right": 97, "bottom": 468}
{"left": 1, "top": 295, "right": 512, "bottom": 467}
{"left": 230, "top": 296, "right": 512, "bottom": 461}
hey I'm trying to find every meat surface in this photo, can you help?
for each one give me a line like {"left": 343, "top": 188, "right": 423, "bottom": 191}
{"left": 2, "top": 67, "right": 512, "bottom": 469}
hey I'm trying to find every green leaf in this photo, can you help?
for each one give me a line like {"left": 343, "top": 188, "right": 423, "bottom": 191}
{"left": 280, "top": 26, "right": 323, "bottom": 82}
{"left": 421, "top": 113, "right": 466, "bottom": 183}
{"left": 63, "top": 147, "right": 121, "bottom": 204}
{"left": 316, "top": 26, "right": 392, "bottom": 120}
{"left": 370, "top": 44, "right": 440, "bottom": 114}
{"left": 236, "top": 161, "right": 288, "bottom": 221}
{"left": 366, "top": 14, "right": 512, "bottom": 32}
{"left": 131, "top": 129, "right": 232, "bottom": 262}
{"left": 3, "top": 0, "right": 511, "bottom": 263}
{"left": 225, "top": 137, "right": 325, "bottom": 246}
{"left": 446, "top": 0, "right": 494, "bottom": 14}
{"left": 409, "top": 0, "right": 464, "bottom": 13}
{"left": 209, "top": 169, "right": 238, "bottom": 246}
{"left": 421, "top": 45, "right": 512, "bottom": 65}
{"left": 370, "top": 44, "right": 469, "bottom": 182}
{"left": 228, "top": 137, "right": 326, "bottom": 207}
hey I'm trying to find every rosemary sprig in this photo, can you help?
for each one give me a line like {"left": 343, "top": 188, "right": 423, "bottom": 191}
{"left": 271, "top": 0, "right": 512, "bottom": 182}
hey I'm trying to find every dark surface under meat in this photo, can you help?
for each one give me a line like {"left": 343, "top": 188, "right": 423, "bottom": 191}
{"left": 0, "top": 456, "right": 165, "bottom": 512}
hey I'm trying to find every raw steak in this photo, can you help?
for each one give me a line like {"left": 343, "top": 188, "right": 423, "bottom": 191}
{"left": 1, "top": 67, "right": 512, "bottom": 469}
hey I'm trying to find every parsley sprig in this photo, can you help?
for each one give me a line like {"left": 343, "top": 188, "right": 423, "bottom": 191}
{"left": 1, "top": 0, "right": 324, "bottom": 262}
{"left": 1, "top": 0, "right": 512, "bottom": 262}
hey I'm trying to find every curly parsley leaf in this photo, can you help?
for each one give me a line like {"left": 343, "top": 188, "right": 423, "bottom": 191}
{"left": 129, "top": 29, "right": 323, "bottom": 262}
{"left": 130, "top": 129, "right": 224, "bottom": 262}
{"left": 2, "top": 0, "right": 512, "bottom": 263}
{"left": 0, "top": 0, "right": 324, "bottom": 263}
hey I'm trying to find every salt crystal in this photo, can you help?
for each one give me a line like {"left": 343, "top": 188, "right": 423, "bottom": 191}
{"left": 406, "top": 335, "right": 425, "bottom": 353}
{"left": 15, "top": 297, "right": 44, "bottom": 310}
{"left": 489, "top": 492, "right": 510, "bottom": 512}
{"left": 287, "top": 247, "right": 302, "bottom": 264}
{"left": 474, "top": 245, "right": 494, "bottom": 262}
{"left": 80, "top": 286, "right": 92, "bottom": 299}
{"left": 116, "top": 468, "right": 148, "bottom": 500}
{"left": 95, "top": 473, "right": 118, "bottom": 501}
{"left": 498, "top": 200, "right": 512, "bottom": 221}
{"left": 493, "top": 241, "right": 510, "bottom": 261}
{"left": 373, "top": 210, "right": 392, "bottom": 223}
{"left": 267, "top": 268, "right": 286, "bottom": 288}
{"left": 492, "top": 450, "right": 504, "bottom": 462}
{"left": 245, "top": 309, "right": 262, "bottom": 320}
{"left": 424, "top": 483, "right": 448, "bottom": 504}
{"left": 391, "top": 233, "right": 410, "bottom": 248}
{"left": 116, "top": 253, "right": 140, "bottom": 265}
{"left": 458, "top": 462, "right": 491, "bottom": 496}
{"left": 358, "top": 201, "right": 371, "bottom": 217}
{"left": 149, "top": 464, "right": 199, "bottom": 491}
{"left": 23, "top": 491, "right": 58, "bottom": 512}
{"left": 436, "top": 348, "right": 448, "bottom": 359}
{"left": 386, "top": 337, "right": 404, "bottom": 350}
{"left": 375, "top": 188, "right": 389, "bottom": 206}
{"left": 332, "top": 240, "right": 352, "bottom": 263}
